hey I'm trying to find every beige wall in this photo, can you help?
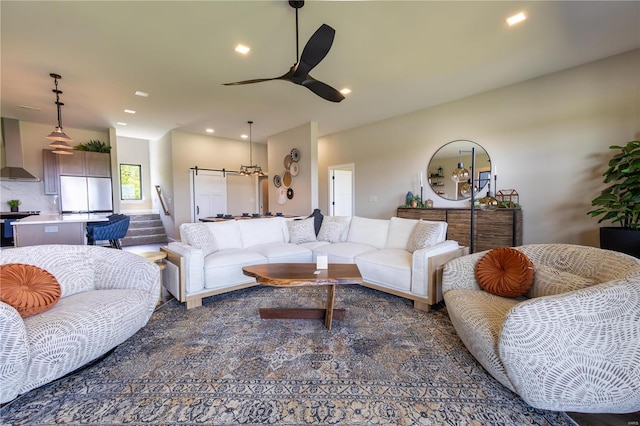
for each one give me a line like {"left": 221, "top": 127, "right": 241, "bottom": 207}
{"left": 167, "top": 129, "right": 267, "bottom": 238}
{"left": 150, "top": 131, "right": 175, "bottom": 239}
{"left": 267, "top": 122, "right": 318, "bottom": 216}
{"left": 319, "top": 49, "right": 640, "bottom": 247}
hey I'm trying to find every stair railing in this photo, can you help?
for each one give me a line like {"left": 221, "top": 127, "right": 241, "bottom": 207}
{"left": 155, "top": 185, "right": 171, "bottom": 216}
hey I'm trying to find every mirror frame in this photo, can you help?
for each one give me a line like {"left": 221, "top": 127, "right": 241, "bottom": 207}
{"left": 427, "top": 140, "right": 491, "bottom": 201}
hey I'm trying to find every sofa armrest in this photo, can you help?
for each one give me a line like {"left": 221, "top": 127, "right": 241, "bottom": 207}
{"left": 441, "top": 251, "right": 488, "bottom": 294}
{"left": 411, "top": 241, "right": 468, "bottom": 301}
{"left": 163, "top": 242, "right": 205, "bottom": 298}
{"left": 93, "top": 249, "right": 160, "bottom": 299}
{"left": 0, "top": 302, "right": 29, "bottom": 403}
{"left": 499, "top": 279, "right": 640, "bottom": 413}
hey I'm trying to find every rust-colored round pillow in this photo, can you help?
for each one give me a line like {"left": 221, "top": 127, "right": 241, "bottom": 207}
{"left": 0, "top": 263, "right": 61, "bottom": 318}
{"left": 475, "top": 248, "right": 534, "bottom": 297}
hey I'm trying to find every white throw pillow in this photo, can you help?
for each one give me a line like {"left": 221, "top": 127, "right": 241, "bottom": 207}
{"left": 406, "top": 220, "right": 444, "bottom": 253}
{"left": 317, "top": 217, "right": 350, "bottom": 243}
{"left": 287, "top": 217, "right": 317, "bottom": 244}
{"left": 182, "top": 223, "right": 218, "bottom": 256}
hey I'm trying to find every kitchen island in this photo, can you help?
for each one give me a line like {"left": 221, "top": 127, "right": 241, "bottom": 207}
{"left": 11, "top": 214, "right": 109, "bottom": 247}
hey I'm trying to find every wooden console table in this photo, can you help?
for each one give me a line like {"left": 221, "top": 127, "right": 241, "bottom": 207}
{"left": 397, "top": 207, "right": 522, "bottom": 252}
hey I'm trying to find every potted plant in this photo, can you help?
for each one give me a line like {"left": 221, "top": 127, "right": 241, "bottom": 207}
{"left": 7, "top": 199, "right": 21, "bottom": 212}
{"left": 409, "top": 195, "right": 422, "bottom": 208}
{"left": 587, "top": 140, "right": 640, "bottom": 258}
{"left": 74, "top": 139, "right": 111, "bottom": 153}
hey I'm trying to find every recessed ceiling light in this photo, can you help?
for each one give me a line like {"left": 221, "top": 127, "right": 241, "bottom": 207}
{"left": 206, "top": 128, "right": 214, "bottom": 133}
{"left": 235, "top": 44, "right": 250, "bottom": 55}
{"left": 124, "top": 109, "right": 136, "bottom": 114}
{"left": 340, "top": 88, "right": 351, "bottom": 95}
{"left": 506, "top": 12, "right": 527, "bottom": 26}
{"left": 135, "top": 90, "right": 149, "bottom": 97}
{"left": 241, "top": 134, "right": 248, "bottom": 139}
{"left": 117, "top": 122, "right": 127, "bottom": 126}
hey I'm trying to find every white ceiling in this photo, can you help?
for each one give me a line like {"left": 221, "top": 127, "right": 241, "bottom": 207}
{"left": 1, "top": 1, "right": 638, "bottom": 144}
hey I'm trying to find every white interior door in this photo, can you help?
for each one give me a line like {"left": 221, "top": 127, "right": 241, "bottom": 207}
{"left": 191, "top": 169, "right": 227, "bottom": 222}
{"left": 328, "top": 164, "right": 354, "bottom": 216}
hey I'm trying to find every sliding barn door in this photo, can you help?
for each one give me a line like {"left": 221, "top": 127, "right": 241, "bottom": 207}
{"left": 190, "top": 169, "right": 227, "bottom": 222}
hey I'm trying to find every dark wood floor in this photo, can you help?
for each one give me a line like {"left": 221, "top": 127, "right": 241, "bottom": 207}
{"left": 567, "top": 411, "right": 640, "bottom": 426}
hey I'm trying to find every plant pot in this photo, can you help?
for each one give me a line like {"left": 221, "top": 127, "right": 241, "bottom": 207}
{"left": 10, "top": 207, "right": 18, "bottom": 212}
{"left": 410, "top": 200, "right": 418, "bottom": 208}
{"left": 600, "top": 227, "right": 640, "bottom": 258}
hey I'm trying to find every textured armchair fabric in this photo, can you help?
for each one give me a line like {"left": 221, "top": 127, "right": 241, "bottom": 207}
{"left": 0, "top": 245, "right": 160, "bottom": 403}
{"left": 442, "top": 244, "right": 640, "bottom": 413}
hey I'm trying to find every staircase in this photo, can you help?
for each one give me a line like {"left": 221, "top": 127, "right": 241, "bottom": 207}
{"left": 120, "top": 213, "right": 168, "bottom": 247}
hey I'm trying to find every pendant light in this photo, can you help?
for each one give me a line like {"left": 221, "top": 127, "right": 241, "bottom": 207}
{"left": 451, "top": 150, "right": 469, "bottom": 183}
{"left": 238, "top": 121, "right": 264, "bottom": 176}
{"left": 46, "top": 73, "right": 74, "bottom": 154}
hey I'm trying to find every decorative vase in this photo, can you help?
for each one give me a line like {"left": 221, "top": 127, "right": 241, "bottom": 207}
{"left": 10, "top": 206, "right": 18, "bottom": 212}
{"left": 406, "top": 191, "right": 414, "bottom": 206}
{"left": 410, "top": 200, "right": 418, "bottom": 208}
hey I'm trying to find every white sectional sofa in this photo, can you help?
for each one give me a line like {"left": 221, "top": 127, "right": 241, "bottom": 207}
{"left": 162, "top": 215, "right": 467, "bottom": 310}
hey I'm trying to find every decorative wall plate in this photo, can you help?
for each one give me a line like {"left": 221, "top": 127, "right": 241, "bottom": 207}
{"left": 290, "top": 148, "right": 300, "bottom": 162}
{"left": 282, "top": 170, "right": 292, "bottom": 188}
{"left": 287, "top": 187, "right": 294, "bottom": 199}
{"left": 273, "top": 174, "right": 282, "bottom": 187}
{"left": 289, "top": 162, "right": 299, "bottom": 176}
{"left": 277, "top": 187, "right": 287, "bottom": 204}
{"left": 284, "top": 155, "right": 293, "bottom": 169}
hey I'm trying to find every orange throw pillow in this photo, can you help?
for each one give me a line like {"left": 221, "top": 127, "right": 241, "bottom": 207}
{"left": 475, "top": 248, "right": 534, "bottom": 297}
{"left": 0, "top": 263, "right": 61, "bottom": 318}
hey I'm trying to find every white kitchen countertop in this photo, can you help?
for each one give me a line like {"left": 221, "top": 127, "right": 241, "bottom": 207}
{"left": 12, "top": 214, "right": 110, "bottom": 226}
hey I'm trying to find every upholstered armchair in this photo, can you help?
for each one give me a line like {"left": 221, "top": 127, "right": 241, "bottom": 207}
{"left": 0, "top": 245, "right": 160, "bottom": 404}
{"left": 442, "top": 244, "right": 640, "bottom": 413}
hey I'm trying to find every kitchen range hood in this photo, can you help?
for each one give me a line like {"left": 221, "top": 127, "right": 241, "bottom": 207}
{"left": 1, "top": 118, "right": 40, "bottom": 181}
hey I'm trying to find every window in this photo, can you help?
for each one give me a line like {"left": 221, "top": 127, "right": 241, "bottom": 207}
{"left": 120, "top": 164, "right": 142, "bottom": 200}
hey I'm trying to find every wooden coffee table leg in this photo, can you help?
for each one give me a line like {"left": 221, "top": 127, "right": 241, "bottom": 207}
{"left": 325, "top": 284, "right": 336, "bottom": 330}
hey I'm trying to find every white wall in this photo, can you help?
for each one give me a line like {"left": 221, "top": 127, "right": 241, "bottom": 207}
{"left": 116, "top": 135, "right": 153, "bottom": 213}
{"left": 267, "top": 122, "right": 318, "bottom": 215}
{"left": 318, "top": 49, "right": 640, "bottom": 247}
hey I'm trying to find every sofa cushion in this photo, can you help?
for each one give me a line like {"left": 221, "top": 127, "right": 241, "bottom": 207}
{"left": 0, "top": 263, "right": 61, "bottom": 318}
{"left": 313, "top": 242, "right": 377, "bottom": 264}
{"left": 346, "top": 216, "right": 389, "bottom": 249}
{"left": 182, "top": 223, "right": 218, "bottom": 256}
{"left": 0, "top": 245, "right": 96, "bottom": 298}
{"left": 475, "top": 247, "right": 535, "bottom": 298}
{"left": 203, "top": 249, "right": 266, "bottom": 289}
{"left": 204, "top": 220, "right": 243, "bottom": 250}
{"left": 356, "top": 249, "right": 412, "bottom": 292}
{"left": 287, "top": 217, "right": 317, "bottom": 244}
{"left": 406, "top": 220, "right": 447, "bottom": 253}
{"left": 385, "top": 217, "right": 418, "bottom": 249}
{"left": 238, "top": 218, "right": 286, "bottom": 248}
{"left": 317, "top": 216, "right": 351, "bottom": 243}
{"left": 526, "top": 264, "right": 596, "bottom": 298}
{"left": 246, "top": 243, "right": 313, "bottom": 263}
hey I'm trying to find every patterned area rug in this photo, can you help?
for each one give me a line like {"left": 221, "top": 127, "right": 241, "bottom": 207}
{"left": 1, "top": 286, "right": 574, "bottom": 425}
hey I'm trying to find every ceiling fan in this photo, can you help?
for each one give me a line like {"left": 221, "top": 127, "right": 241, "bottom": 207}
{"left": 223, "top": 0, "right": 345, "bottom": 103}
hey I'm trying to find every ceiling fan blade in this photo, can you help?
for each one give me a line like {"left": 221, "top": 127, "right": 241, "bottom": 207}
{"left": 223, "top": 77, "right": 279, "bottom": 86}
{"left": 301, "top": 75, "right": 345, "bottom": 103}
{"left": 223, "top": 67, "right": 295, "bottom": 86}
{"left": 294, "top": 24, "right": 335, "bottom": 80}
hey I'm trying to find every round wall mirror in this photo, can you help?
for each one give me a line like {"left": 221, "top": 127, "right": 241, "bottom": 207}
{"left": 427, "top": 140, "right": 491, "bottom": 201}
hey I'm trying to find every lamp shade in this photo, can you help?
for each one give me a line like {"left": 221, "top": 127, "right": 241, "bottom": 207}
{"left": 47, "top": 128, "right": 73, "bottom": 143}
{"left": 451, "top": 162, "right": 469, "bottom": 183}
